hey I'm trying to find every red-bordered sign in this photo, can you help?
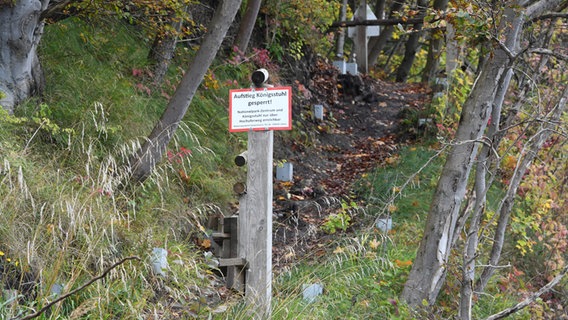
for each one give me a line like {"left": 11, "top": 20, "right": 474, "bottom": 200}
{"left": 229, "top": 87, "right": 292, "bottom": 132}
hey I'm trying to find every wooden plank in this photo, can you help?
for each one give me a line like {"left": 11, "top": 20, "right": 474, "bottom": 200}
{"left": 211, "top": 232, "right": 231, "bottom": 239}
{"left": 218, "top": 257, "right": 247, "bottom": 267}
{"left": 223, "top": 216, "right": 245, "bottom": 291}
{"left": 238, "top": 130, "right": 273, "bottom": 318}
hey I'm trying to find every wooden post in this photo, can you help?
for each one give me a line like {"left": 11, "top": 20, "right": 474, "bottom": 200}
{"left": 355, "top": 0, "right": 368, "bottom": 73}
{"left": 238, "top": 128, "right": 273, "bottom": 318}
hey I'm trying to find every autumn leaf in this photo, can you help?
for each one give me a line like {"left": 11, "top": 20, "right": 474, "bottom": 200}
{"left": 388, "top": 204, "right": 398, "bottom": 213}
{"left": 333, "top": 246, "right": 345, "bottom": 254}
{"left": 394, "top": 259, "right": 412, "bottom": 268}
{"left": 369, "top": 238, "right": 381, "bottom": 249}
{"left": 200, "top": 239, "right": 211, "bottom": 249}
{"left": 385, "top": 156, "right": 399, "bottom": 165}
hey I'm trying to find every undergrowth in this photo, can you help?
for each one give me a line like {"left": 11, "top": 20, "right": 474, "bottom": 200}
{"left": 1, "top": 17, "right": 246, "bottom": 319}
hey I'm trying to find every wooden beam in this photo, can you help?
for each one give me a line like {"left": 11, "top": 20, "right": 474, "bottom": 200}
{"left": 219, "top": 257, "right": 247, "bottom": 267}
{"left": 330, "top": 16, "right": 426, "bottom": 28}
{"left": 238, "top": 129, "right": 273, "bottom": 319}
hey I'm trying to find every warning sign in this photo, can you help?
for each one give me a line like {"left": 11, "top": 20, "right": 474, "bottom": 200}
{"left": 229, "top": 87, "right": 292, "bottom": 132}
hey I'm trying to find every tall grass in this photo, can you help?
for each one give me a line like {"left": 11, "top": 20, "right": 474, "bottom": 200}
{"left": 1, "top": 16, "right": 246, "bottom": 319}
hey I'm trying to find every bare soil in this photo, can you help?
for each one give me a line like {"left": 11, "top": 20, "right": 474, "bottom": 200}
{"left": 271, "top": 58, "right": 431, "bottom": 269}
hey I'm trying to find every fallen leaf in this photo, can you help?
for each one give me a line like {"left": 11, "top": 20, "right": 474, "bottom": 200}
{"left": 333, "top": 246, "right": 345, "bottom": 254}
{"left": 394, "top": 259, "right": 412, "bottom": 268}
{"left": 369, "top": 238, "right": 381, "bottom": 249}
{"left": 200, "top": 239, "right": 211, "bottom": 249}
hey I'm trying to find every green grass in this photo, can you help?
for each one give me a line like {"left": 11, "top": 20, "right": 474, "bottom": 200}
{"left": 1, "top": 16, "right": 248, "bottom": 319}
{"left": 0, "top": 13, "right": 555, "bottom": 320}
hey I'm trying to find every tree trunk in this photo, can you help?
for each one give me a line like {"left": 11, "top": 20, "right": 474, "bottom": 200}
{"left": 367, "top": 0, "right": 405, "bottom": 66}
{"left": 394, "top": 0, "right": 427, "bottom": 82}
{"left": 401, "top": 46, "right": 507, "bottom": 307}
{"left": 335, "top": 0, "right": 348, "bottom": 59}
{"left": 128, "top": 0, "right": 243, "bottom": 183}
{"left": 477, "top": 85, "right": 568, "bottom": 292}
{"left": 148, "top": 10, "right": 185, "bottom": 85}
{"left": 233, "top": 0, "right": 262, "bottom": 53}
{"left": 0, "top": 0, "right": 50, "bottom": 114}
{"left": 421, "top": 0, "right": 448, "bottom": 84}
{"left": 402, "top": 0, "right": 566, "bottom": 308}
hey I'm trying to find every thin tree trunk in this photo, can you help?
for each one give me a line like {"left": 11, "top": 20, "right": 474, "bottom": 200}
{"left": 401, "top": 3, "right": 522, "bottom": 306}
{"left": 373, "top": 0, "right": 385, "bottom": 19}
{"left": 401, "top": 45, "right": 507, "bottom": 307}
{"left": 0, "top": 0, "right": 50, "bottom": 114}
{"left": 367, "top": 0, "right": 405, "bottom": 66}
{"left": 401, "top": 0, "right": 564, "bottom": 307}
{"left": 395, "top": 0, "right": 427, "bottom": 82}
{"left": 477, "top": 85, "right": 568, "bottom": 291}
{"left": 336, "top": 0, "right": 348, "bottom": 58}
{"left": 148, "top": 7, "right": 188, "bottom": 85}
{"left": 128, "top": 0, "right": 243, "bottom": 183}
{"left": 458, "top": 76, "right": 504, "bottom": 318}
{"left": 421, "top": 0, "right": 448, "bottom": 83}
{"left": 233, "top": 0, "right": 262, "bottom": 52}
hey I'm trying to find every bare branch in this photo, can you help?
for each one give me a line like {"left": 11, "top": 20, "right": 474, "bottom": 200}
{"left": 529, "top": 48, "right": 568, "bottom": 61}
{"left": 483, "top": 265, "right": 568, "bottom": 320}
{"left": 531, "top": 12, "right": 568, "bottom": 21}
{"left": 17, "top": 256, "right": 141, "bottom": 320}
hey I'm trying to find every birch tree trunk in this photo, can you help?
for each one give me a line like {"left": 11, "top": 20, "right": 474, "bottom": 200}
{"left": 0, "top": 0, "right": 50, "bottom": 114}
{"left": 401, "top": 4, "right": 516, "bottom": 308}
{"left": 477, "top": 85, "right": 568, "bottom": 292}
{"left": 402, "top": 0, "right": 566, "bottom": 308}
{"left": 128, "top": 0, "right": 243, "bottom": 182}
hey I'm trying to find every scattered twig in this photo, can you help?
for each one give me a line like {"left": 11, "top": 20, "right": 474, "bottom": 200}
{"left": 483, "top": 265, "right": 568, "bottom": 320}
{"left": 16, "top": 256, "right": 141, "bottom": 320}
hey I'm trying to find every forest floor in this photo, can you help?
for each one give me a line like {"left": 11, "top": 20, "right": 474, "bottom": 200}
{"left": 270, "top": 59, "right": 432, "bottom": 271}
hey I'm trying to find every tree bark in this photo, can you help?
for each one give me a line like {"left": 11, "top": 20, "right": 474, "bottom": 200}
{"left": 335, "top": 0, "right": 348, "bottom": 59}
{"left": 148, "top": 10, "right": 185, "bottom": 85}
{"left": 128, "top": 0, "right": 243, "bottom": 183}
{"left": 421, "top": 0, "right": 448, "bottom": 84}
{"left": 0, "top": 0, "right": 50, "bottom": 114}
{"left": 477, "top": 85, "right": 568, "bottom": 292}
{"left": 367, "top": 0, "right": 405, "bottom": 66}
{"left": 233, "top": 0, "right": 262, "bottom": 53}
{"left": 394, "top": 0, "right": 427, "bottom": 82}
{"left": 402, "top": 0, "right": 566, "bottom": 309}
{"left": 401, "top": 45, "right": 507, "bottom": 307}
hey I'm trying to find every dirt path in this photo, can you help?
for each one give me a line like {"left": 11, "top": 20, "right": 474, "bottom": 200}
{"left": 271, "top": 59, "right": 431, "bottom": 268}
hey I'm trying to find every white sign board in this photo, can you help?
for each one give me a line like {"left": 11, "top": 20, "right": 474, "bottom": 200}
{"left": 229, "top": 87, "right": 292, "bottom": 132}
{"left": 348, "top": 4, "right": 380, "bottom": 38}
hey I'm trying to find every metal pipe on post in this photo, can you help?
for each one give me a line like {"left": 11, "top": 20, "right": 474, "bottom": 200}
{"left": 238, "top": 69, "right": 274, "bottom": 318}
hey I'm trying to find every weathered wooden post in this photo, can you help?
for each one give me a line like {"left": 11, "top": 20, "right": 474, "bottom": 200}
{"left": 355, "top": 0, "right": 368, "bottom": 73}
{"left": 229, "top": 69, "right": 292, "bottom": 318}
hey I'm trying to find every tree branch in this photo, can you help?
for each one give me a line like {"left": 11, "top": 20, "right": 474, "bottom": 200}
{"left": 483, "top": 265, "right": 568, "bottom": 320}
{"left": 330, "top": 16, "right": 426, "bottom": 28}
{"left": 531, "top": 12, "right": 568, "bottom": 21}
{"left": 17, "top": 256, "right": 141, "bottom": 320}
{"left": 529, "top": 48, "right": 568, "bottom": 61}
